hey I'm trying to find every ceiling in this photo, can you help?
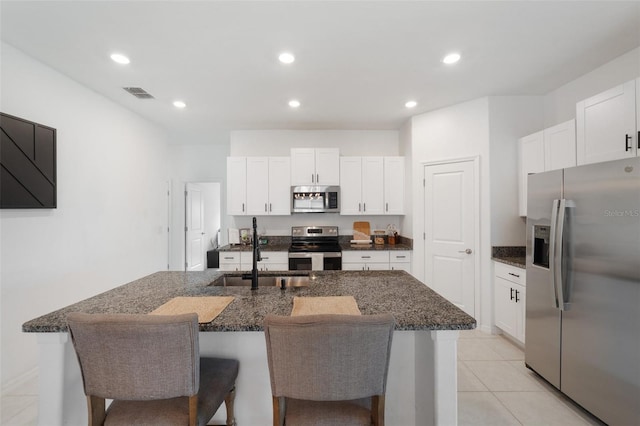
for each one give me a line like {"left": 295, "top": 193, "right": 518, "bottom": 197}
{"left": 1, "top": 1, "right": 639, "bottom": 138}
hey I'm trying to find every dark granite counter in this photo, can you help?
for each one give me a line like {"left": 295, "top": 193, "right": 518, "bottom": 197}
{"left": 491, "top": 246, "right": 526, "bottom": 269}
{"left": 23, "top": 270, "right": 475, "bottom": 333}
{"left": 341, "top": 242, "right": 412, "bottom": 251}
{"left": 218, "top": 243, "right": 291, "bottom": 252}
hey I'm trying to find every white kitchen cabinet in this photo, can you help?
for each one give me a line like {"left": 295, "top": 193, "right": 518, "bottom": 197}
{"left": 518, "top": 131, "right": 545, "bottom": 217}
{"left": 232, "top": 157, "right": 290, "bottom": 216}
{"left": 389, "top": 250, "right": 411, "bottom": 272}
{"left": 493, "top": 262, "right": 526, "bottom": 344}
{"left": 518, "top": 120, "right": 576, "bottom": 217}
{"left": 219, "top": 252, "right": 242, "bottom": 271}
{"left": 544, "top": 119, "right": 576, "bottom": 171}
{"left": 576, "top": 79, "right": 637, "bottom": 165}
{"left": 384, "top": 157, "right": 405, "bottom": 214}
{"left": 290, "top": 148, "right": 339, "bottom": 185}
{"left": 342, "top": 250, "right": 390, "bottom": 271}
{"left": 340, "top": 156, "right": 404, "bottom": 216}
{"left": 241, "top": 251, "right": 288, "bottom": 271}
{"left": 227, "top": 157, "right": 247, "bottom": 215}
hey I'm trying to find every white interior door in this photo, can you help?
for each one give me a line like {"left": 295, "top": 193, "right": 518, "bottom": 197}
{"left": 185, "top": 183, "right": 205, "bottom": 271}
{"left": 424, "top": 160, "right": 476, "bottom": 317}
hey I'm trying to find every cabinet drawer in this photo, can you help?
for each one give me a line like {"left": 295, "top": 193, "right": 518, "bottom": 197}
{"left": 494, "top": 262, "right": 526, "bottom": 286}
{"left": 389, "top": 250, "right": 411, "bottom": 263}
{"left": 342, "top": 250, "right": 389, "bottom": 263}
{"left": 219, "top": 252, "right": 241, "bottom": 263}
{"left": 240, "top": 251, "right": 288, "bottom": 264}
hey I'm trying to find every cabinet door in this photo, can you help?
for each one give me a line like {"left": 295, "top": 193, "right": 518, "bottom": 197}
{"left": 268, "top": 157, "right": 291, "bottom": 215}
{"left": 365, "top": 262, "right": 390, "bottom": 271}
{"left": 361, "top": 157, "right": 384, "bottom": 214}
{"left": 342, "top": 262, "right": 366, "bottom": 271}
{"left": 390, "top": 262, "right": 411, "bottom": 272}
{"left": 384, "top": 157, "right": 405, "bottom": 214}
{"left": 290, "top": 148, "right": 316, "bottom": 185}
{"left": 544, "top": 119, "right": 576, "bottom": 171}
{"left": 315, "top": 148, "right": 340, "bottom": 185}
{"left": 494, "top": 276, "right": 517, "bottom": 337}
{"left": 227, "top": 157, "right": 247, "bottom": 215}
{"left": 518, "top": 131, "right": 545, "bottom": 217}
{"left": 515, "top": 284, "right": 526, "bottom": 343}
{"left": 340, "top": 157, "right": 363, "bottom": 215}
{"left": 246, "top": 157, "right": 269, "bottom": 215}
{"left": 576, "top": 80, "right": 637, "bottom": 165}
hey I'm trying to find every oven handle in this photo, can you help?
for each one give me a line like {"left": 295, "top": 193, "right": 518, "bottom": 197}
{"left": 288, "top": 252, "right": 342, "bottom": 258}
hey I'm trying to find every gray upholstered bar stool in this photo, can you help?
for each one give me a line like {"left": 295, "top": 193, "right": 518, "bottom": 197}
{"left": 67, "top": 312, "right": 238, "bottom": 426}
{"left": 263, "top": 313, "right": 395, "bottom": 426}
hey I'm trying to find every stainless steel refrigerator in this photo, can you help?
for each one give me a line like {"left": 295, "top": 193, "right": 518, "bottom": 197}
{"left": 525, "top": 157, "right": 640, "bottom": 425}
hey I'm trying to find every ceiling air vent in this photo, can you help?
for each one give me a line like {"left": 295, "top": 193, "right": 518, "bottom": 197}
{"left": 123, "top": 87, "right": 155, "bottom": 99}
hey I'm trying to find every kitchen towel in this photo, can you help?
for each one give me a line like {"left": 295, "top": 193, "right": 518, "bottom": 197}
{"left": 291, "top": 296, "right": 361, "bottom": 316}
{"left": 150, "top": 296, "right": 235, "bottom": 323}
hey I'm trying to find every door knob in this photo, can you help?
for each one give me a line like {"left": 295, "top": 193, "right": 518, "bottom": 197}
{"left": 458, "top": 249, "right": 472, "bottom": 254}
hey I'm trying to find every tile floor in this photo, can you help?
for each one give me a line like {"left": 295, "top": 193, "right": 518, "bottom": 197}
{"left": 2, "top": 330, "right": 606, "bottom": 425}
{"left": 458, "top": 329, "right": 604, "bottom": 426}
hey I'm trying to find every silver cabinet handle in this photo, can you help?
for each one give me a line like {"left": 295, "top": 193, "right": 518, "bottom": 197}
{"left": 359, "top": 203, "right": 362, "bottom": 212}
{"left": 458, "top": 249, "right": 472, "bottom": 254}
{"left": 363, "top": 203, "right": 366, "bottom": 212}
{"left": 311, "top": 174, "right": 315, "bottom": 183}
{"left": 242, "top": 203, "right": 245, "bottom": 212}
{"left": 269, "top": 203, "right": 272, "bottom": 212}
{"left": 395, "top": 255, "right": 406, "bottom": 259}
{"left": 386, "top": 202, "right": 389, "bottom": 212}
{"left": 265, "top": 203, "right": 268, "bottom": 212}
{"left": 362, "top": 256, "right": 371, "bottom": 259}
{"left": 316, "top": 173, "right": 319, "bottom": 183}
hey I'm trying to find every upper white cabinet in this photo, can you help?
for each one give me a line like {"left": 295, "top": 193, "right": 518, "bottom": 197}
{"left": 576, "top": 79, "right": 637, "bottom": 165}
{"left": 384, "top": 157, "right": 405, "bottom": 215}
{"left": 290, "top": 148, "right": 340, "bottom": 185}
{"left": 229, "top": 157, "right": 290, "bottom": 216}
{"left": 227, "top": 157, "right": 247, "bottom": 215}
{"left": 518, "top": 120, "right": 576, "bottom": 217}
{"left": 340, "top": 156, "right": 404, "bottom": 215}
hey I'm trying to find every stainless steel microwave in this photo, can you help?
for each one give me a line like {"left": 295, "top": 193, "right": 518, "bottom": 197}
{"left": 291, "top": 185, "right": 340, "bottom": 213}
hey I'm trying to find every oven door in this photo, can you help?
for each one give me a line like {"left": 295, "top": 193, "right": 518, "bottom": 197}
{"left": 288, "top": 252, "right": 342, "bottom": 271}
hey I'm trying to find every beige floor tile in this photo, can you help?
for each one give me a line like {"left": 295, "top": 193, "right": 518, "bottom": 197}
{"left": 507, "top": 360, "right": 559, "bottom": 393}
{"left": 1, "top": 396, "right": 37, "bottom": 422}
{"left": 459, "top": 329, "right": 498, "bottom": 339}
{"left": 491, "top": 337, "right": 524, "bottom": 361}
{"left": 458, "top": 392, "right": 521, "bottom": 426}
{"left": 1, "top": 397, "right": 37, "bottom": 425}
{"left": 465, "top": 361, "right": 544, "bottom": 392}
{"left": 458, "top": 339, "right": 504, "bottom": 361}
{"left": 495, "top": 391, "right": 598, "bottom": 426}
{"left": 458, "top": 361, "right": 489, "bottom": 392}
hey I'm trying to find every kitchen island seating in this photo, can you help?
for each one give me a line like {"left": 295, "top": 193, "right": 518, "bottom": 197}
{"left": 66, "top": 312, "right": 239, "bottom": 426}
{"left": 263, "top": 313, "right": 395, "bottom": 426}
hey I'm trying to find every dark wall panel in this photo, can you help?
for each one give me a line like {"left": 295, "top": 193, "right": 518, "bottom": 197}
{"left": 0, "top": 113, "right": 57, "bottom": 208}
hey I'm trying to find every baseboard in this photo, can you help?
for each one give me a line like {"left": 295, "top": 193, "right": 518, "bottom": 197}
{"left": 478, "top": 323, "right": 494, "bottom": 335}
{"left": 1, "top": 366, "right": 38, "bottom": 396}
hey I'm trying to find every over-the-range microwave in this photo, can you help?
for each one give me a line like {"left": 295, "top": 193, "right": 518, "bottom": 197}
{"left": 291, "top": 185, "right": 340, "bottom": 213}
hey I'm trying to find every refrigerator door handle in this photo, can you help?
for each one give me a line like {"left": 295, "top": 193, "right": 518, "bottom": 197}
{"left": 549, "top": 199, "right": 560, "bottom": 309}
{"left": 555, "top": 198, "right": 569, "bottom": 311}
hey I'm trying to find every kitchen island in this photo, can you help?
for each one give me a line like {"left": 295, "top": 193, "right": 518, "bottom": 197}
{"left": 24, "top": 270, "right": 475, "bottom": 425}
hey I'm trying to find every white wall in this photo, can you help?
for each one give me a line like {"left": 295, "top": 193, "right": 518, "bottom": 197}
{"left": 543, "top": 47, "right": 640, "bottom": 127}
{"left": 0, "top": 43, "right": 169, "bottom": 389}
{"left": 168, "top": 143, "right": 229, "bottom": 270}
{"left": 488, "top": 96, "right": 544, "bottom": 246}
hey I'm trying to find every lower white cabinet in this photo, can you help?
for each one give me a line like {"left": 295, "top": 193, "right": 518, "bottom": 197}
{"left": 493, "top": 262, "right": 526, "bottom": 344}
{"left": 241, "top": 251, "right": 288, "bottom": 271}
{"left": 219, "top": 252, "right": 242, "bottom": 271}
{"left": 342, "top": 250, "right": 412, "bottom": 271}
{"left": 389, "top": 250, "right": 411, "bottom": 272}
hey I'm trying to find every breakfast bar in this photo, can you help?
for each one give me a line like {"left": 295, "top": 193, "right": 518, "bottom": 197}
{"left": 23, "top": 270, "right": 475, "bottom": 425}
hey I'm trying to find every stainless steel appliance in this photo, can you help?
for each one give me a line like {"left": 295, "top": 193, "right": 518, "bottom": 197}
{"left": 526, "top": 157, "right": 640, "bottom": 425}
{"left": 288, "top": 226, "right": 342, "bottom": 271}
{"left": 291, "top": 185, "right": 340, "bottom": 213}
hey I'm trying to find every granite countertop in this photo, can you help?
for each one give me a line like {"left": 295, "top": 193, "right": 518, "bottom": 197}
{"left": 491, "top": 246, "right": 526, "bottom": 269}
{"left": 23, "top": 270, "right": 475, "bottom": 333}
{"left": 218, "top": 243, "right": 291, "bottom": 252}
{"left": 340, "top": 242, "right": 412, "bottom": 251}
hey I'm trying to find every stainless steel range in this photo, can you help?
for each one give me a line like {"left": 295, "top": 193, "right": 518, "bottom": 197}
{"left": 288, "top": 226, "right": 342, "bottom": 271}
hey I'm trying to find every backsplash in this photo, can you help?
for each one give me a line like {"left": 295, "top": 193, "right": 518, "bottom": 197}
{"left": 492, "top": 246, "right": 525, "bottom": 258}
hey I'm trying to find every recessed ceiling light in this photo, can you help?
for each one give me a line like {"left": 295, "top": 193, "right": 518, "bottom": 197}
{"left": 279, "top": 52, "right": 295, "bottom": 64}
{"left": 288, "top": 99, "right": 301, "bottom": 108}
{"left": 405, "top": 101, "right": 417, "bottom": 108}
{"left": 173, "top": 100, "right": 186, "bottom": 109}
{"left": 443, "top": 53, "right": 461, "bottom": 64}
{"left": 110, "top": 53, "right": 130, "bottom": 65}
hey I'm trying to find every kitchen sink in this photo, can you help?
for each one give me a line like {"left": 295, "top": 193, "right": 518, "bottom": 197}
{"left": 212, "top": 274, "right": 310, "bottom": 288}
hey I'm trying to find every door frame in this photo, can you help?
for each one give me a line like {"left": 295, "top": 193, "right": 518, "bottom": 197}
{"left": 422, "top": 156, "right": 481, "bottom": 319}
{"left": 183, "top": 181, "right": 222, "bottom": 271}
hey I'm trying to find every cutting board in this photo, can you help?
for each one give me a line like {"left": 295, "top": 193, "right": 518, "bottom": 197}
{"left": 353, "top": 221, "right": 371, "bottom": 240}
